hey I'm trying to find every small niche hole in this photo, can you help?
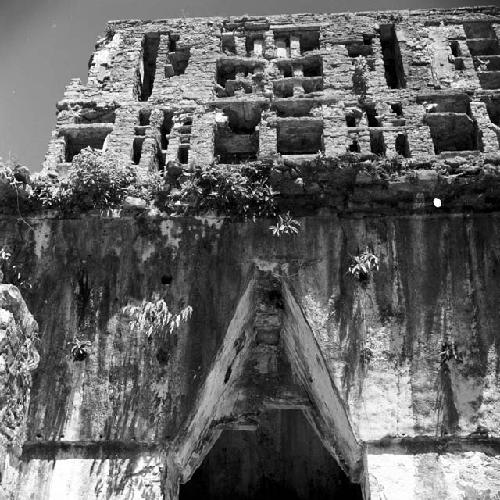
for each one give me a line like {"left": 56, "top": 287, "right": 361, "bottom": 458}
{"left": 161, "top": 275, "right": 173, "bottom": 285}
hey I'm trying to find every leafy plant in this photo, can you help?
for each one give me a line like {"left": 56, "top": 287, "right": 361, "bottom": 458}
{"left": 269, "top": 212, "right": 301, "bottom": 237}
{"left": 1, "top": 164, "right": 25, "bottom": 194}
{"left": 68, "top": 148, "right": 135, "bottom": 209}
{"left": 168, "top": 162, "right": 277, "bottom": 217}
{"left": 69, "top": 337, "right": 92, "bottom": 362}
{"left": 0, "top": 156, "right": 34, "bottom": 227}
{"left": 0, "top": 246, "right": 32, "bottom": 288}
{"left": 0, "top": 247, "right": 11, "bottom": 263}
{"left": 123, "top": 293, "right": 193, "bottom": 339}
{"left": 440, "top": 340, "right": 463, "bottom": 365}
{"left": 31, "top": 156, "right": 278, "bottom": 218}
{"left": 32, "top": 148, "right": 136, "bottom": 211}
{"left": 30, "top": 174, "right": 72, "bottom": 209}
{"left": 359, "top": 346, "right": 373, "bottom": 365}
{"left": 348, "top": 248, "right": 379, "bottom": 283}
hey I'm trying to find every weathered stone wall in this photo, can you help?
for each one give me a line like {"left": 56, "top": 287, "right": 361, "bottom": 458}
{"left": 0, "top": 213, "right": 499, "bottom": 498}
{"left": 3, "top": 5, "right": 500, "bottom": 499}
{"left": 0, "top": 284, "right": 39, "bottom": 500}
{"left": 43, "top": 7, "right": 500, "bottom": 180}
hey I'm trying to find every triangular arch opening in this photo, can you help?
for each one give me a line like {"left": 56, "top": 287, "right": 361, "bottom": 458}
{"left": 179, "top": 409, "right": 363, "bottom": 500}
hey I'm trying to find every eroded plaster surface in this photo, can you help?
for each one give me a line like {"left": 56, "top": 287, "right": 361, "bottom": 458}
{"left": 2, "top": 6, "right": 500, "bottom": 499}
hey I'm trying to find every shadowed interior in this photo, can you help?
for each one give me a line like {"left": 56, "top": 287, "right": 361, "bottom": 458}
{"left": 179, "top": 410, "right": 363, "bottom": 500}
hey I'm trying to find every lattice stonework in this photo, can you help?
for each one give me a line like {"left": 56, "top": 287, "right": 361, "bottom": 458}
{"left": 43, "top": 8, "right": 500, "bottom": 178}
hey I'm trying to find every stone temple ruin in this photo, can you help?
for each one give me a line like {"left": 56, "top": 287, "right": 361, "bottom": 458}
{"left": 2, "top": 5, "right": 500, "bottom": 499}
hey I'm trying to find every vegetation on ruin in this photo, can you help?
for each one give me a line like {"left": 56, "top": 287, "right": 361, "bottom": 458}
{"left": 359, "top": 346, "right": 373, "bottom": 366}
{"left": 123, "top": 294, "right": 193, "bottom": 339}
{"left": 165, "top": 162, "right": 277, "bottom": 218}
{"left": 3, "top": 144, "right": 474, "bottom": 226}
{"left": 269, "top": 212, "right": 301, "bottom": 237}
{"left": 25, "top": 148, "right": 279, "bottom": 219}
{"left": 69, "top": 337, "right": 92, "bottom": 362}
{"left": 346, "top": 247, "right": 379, "bottom": 372}
{"left": 348, "top": 247, "right": 379, "bottom": 284}
{"left": 440, "top": 339, "right": 464, "bottom": 366}
{"left": 32, "top": 148, "right": 135, "bottom": 211}
{"left": 0, "top": 247, "right": 32, "bottom": 289}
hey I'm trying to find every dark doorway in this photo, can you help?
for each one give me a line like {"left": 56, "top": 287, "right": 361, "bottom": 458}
{"left": 179, "top": 410, "right": 363, "bottom": 500}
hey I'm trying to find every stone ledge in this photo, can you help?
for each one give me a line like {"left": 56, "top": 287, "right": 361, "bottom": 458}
{"left": 367, "top": 436, "right": 500, "bottom": 455}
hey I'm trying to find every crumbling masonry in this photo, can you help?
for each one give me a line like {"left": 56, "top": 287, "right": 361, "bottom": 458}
{"left": 2, "top": 6, "right": 500, "bottom": 499}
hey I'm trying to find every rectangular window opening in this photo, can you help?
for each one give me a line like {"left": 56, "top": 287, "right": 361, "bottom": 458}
{"left": 273, "top": 29, "right": 320, "bottom": 56}
{"left": 139, "top": 109, "right": 151, "bottom": 126}
{"left": 364, "top": 105, "right": 380, "bottom": 127}
{"left": 380, "top": 24, "right": 406, "bottom": 89}
{"left": 161, "top": 111, "right": 174, "bottom": 151}
{"left": 273, "top": 81, "right": 295, "bottom": 98}
{"left": 278, "top": 62, "right": 293, "bottom": 78}
{"left": 454, "top": 58, "right": 466, "bottom": 71}
{"left": 222, "top": 34, "right": 237, "bottom": 55}
{"left": 417, "top": 94, "right": 471, "bottom": 114}
{"left": 424, "top": 113, "right": 481, "bottom": 154}
{"left": 302, "top": 55, "right": 323, "bottom": 77}
{"left": 273, "top": 100, "right": 317, "bottom": 118}
{"left": 156, "top": 148, "right": 166, "bottom": 170}
{"left": 395, "top": 133, "right": 410, "bottom": 157}
{"left": 346, "top": 42, "right": 373, "bottom": 58}
{"left": 277, "top": 120, "right": 323, "bottom": 155}
{"left": 474, "top": 56, "right": 500, "bottom": 71}
{"left": 276, "top": 55, "right": 322, "bottom": 78}
{"left": 140, "top": 33, "right": 161, "bottom": 102}
{"left": 178, "top": 146, "right": 189, "bottom": 164}
{"left": 273, "top": 76, "right": 322, "bottom": 98}
{"left": 275, "top": 36, "right": 291, "bottom": 58}
{"left": 348, "top": 139, "right": 360, "bottom": 153}
{"left": 245, "top": 35, "right": 264, "bottom": 57}
{"left": 370, "top": 130, "right": 386, "bottom": 156}
{"left": 345, "top": 113, "right": 357, "bottom": 127}
{"left": 466, "top": 39, "right": 500, "bottom": 56}
{"left": 450, "top": 40, "right": 462, "bottom": 58}
{"left": 477, "top": 71, "right": 500, "bottom": 90}
{"left": 298, "top": 29, "right": 320, "bottom": 53}
{"left": 169, "top": 47, "right": 191, "bottom": 76}
{"left": 390, "top": 102, "right": 403, "bottom": 116}
{"left": 463, "top": 22, "right": 496, "bottom": 40}
{"left": 133, "top": 136, "right": 145, "bottom": 165}
{"left": 216, "top": 58, "right": 264, "bottom": 96}
{"left": 74, "top": 108, "right": 117, "bottom": 124}
{"left": 485, "top": 97, "right": 500, "bottom": 126}
{"left": 62, "top": 126, "right": 112, "bottom": 162}
{"left": 449, "top": 41, "right": 466, "bottom": 70}
{"left": 174, "top": 114, "right": 193, "bottom": 165}
{"left": 214, "top": 105, "right": 261, "bottom": 163}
